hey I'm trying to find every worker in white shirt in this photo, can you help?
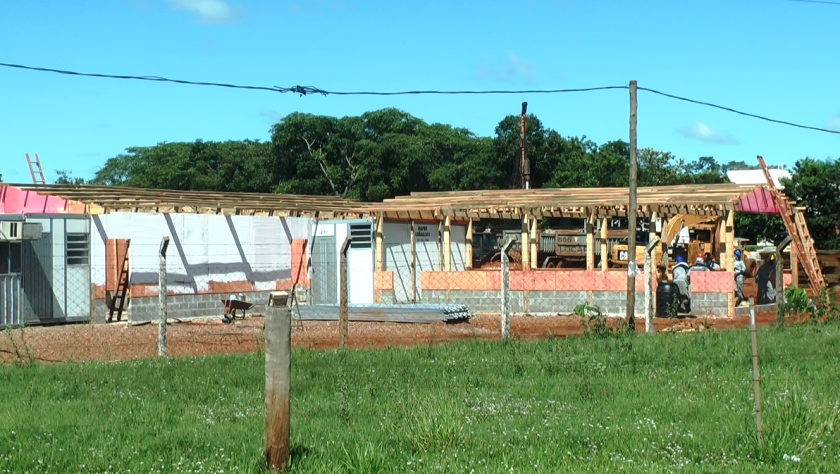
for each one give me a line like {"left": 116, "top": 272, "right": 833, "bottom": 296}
{"left": 734, "top": 249, "right": 746, "bottom": 306}
{"left": 671, "top": 219, "right": 690, "bottom": 253}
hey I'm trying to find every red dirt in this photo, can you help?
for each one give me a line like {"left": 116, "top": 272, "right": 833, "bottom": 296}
{"left": 0, "top": 306, "right": 781, "bottom": 364}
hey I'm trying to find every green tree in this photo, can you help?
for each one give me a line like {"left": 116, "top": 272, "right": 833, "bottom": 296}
{"left": 55, "top": 170, "right": 85, "bottom": 185}
{"left": 782, "top": 158, "right": 840, "bottom": 249}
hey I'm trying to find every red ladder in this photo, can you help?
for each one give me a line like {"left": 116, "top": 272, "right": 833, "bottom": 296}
{"left": 757, "top": 156, "right": 824, "bottom": 294}
{"left": 25, "top": 153, "right": 46, "bottom": 186}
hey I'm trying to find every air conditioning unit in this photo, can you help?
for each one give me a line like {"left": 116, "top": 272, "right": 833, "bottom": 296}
{"left": 0, "top": 221, "right": 22, "bottom": 241}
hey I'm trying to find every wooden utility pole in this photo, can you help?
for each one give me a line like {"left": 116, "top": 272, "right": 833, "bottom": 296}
{"left": 627, "top": 80, "right": 638, "bottom": 328}
{"left": 264, "top": 299, "right": 292, "bottom": 472}
{"left": 339, "top": 236, "right": 351, "bottom": 348}
{"left": 158, "top": 236, "right": 170, "bottom": 357}
{"left": 520, "top": 102, "right": 529, "bottom": 189}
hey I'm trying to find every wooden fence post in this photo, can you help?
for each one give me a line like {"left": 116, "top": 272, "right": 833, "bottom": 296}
{"left": 500, "top": 237, "right": 515, "bottom": 339}
{"left": 158, "top": 236, "right": 170, "bottom": 357}
{"left": 749, "top": 298, "right": 763, "bottom": 446}
{"left": 339, "top": 235, "right": 352, "bottom": 348}
{"left": 264, "top": 298, "right": 292, "bottom": 472}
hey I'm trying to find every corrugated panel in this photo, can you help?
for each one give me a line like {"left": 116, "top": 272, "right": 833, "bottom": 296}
{"left": 0, "top": 274, "right": 23, "bottom": 327}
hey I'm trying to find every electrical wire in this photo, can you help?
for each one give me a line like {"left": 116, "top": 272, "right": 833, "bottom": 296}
{"left": 638, "top": 87, "right": 840, "bottom": 135}
{"left": 2, "top": 61, "right": 839, "bottom": 135}
{"left": 782, "top": 0, "right": 840, "bottom": 5}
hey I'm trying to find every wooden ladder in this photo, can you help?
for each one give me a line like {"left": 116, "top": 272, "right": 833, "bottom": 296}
{"left": 108, "top": 240, "right": 131, "bottom": 322}
{"left": 25, "top": 153, "right": 46, "bottom": 186}
{"left": 757, "top": 156, "right": 824, "bottom": 294}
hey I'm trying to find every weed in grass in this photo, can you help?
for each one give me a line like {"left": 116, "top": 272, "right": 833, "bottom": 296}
{"left": 341, "top": 441, "right": 387, "bottom": 474}
{"left": 751, "top": 387, "right": 840, "bottom": 464}
{"left": 399, "top": 395, "right": 463, "bottom": 453}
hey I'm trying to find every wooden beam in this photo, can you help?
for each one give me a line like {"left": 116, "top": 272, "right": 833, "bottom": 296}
{"left": 600, "top": 217, "right": 609, "bottom": 271}
{"left": 521, "top": 215, "right": 530, "bottom": 271}
{"left": 586, "top": 212, "right": 595, "bottom": 271}
{"left": 530, "top": 216, "right": 539, "bottom": 270}
{"left": 375, "top": 213, "right": 384, "bottom": 272}
{"left": 465, "top": 218, "right": 473, "bottom": 269}
{"left": 726, "top": 209, "right": 735, "bottom": 317}
{"left": 443, "top": 216, "right": 452, "bottom": 271}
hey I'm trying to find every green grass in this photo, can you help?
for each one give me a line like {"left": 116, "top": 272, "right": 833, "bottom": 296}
{"left": 2, "top": 324, "right": 840, "bottom": 473}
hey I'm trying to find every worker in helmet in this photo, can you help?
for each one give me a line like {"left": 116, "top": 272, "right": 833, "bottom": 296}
{"left": 755, "top": 253, "right": 777, "bottom": 305}
{"left": 734, "top": 249, "right": 746, "bottom": 306}
{"left": 704, "top": 252, "right": 721, "bottom": 270}
{"left": 672, "top": 254, "right": 691, "bottom": 313}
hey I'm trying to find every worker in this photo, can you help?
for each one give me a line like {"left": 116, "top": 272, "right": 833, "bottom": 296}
{"left": 671, "top": 219, "right": 690, "bottom": 251}
{"left": 734, "top": 249, "right": 746, "bottom": 306}
{"left": 704, "top": 252, "right": 721, "bottom": 270}
{"left": 673, "top": 254, "right": 691, "bottom": 313}
{"left": 755, "top": 253, "right": 777, "bottom": 305}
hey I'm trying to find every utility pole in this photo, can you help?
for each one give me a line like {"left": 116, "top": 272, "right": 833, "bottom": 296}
{"left": 520, "top": 102, "right": 530, "bottom": 189}
{"left": 627, "top": 80, "right": 638, "bottom": 330}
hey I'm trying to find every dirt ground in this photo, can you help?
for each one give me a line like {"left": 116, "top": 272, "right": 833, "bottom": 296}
{"left": 0, "top": 306, "right": 781, "bottom": 364}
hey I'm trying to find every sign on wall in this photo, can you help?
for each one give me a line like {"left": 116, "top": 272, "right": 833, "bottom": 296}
{"left": 414, "top": 224, "right": 436, "bottom": 243}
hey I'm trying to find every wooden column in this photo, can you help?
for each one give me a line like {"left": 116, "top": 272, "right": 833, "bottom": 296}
{"left": 649, "top": 212, "right": 658, "bottom": 251}
{"left": 465, "top": 218, "right": 473, "bottom": 269}
{"left": 521, "top": 215, "right": 530, "bottom": 271}
{"left": 443, "top": 216, "right": 452, "bottom": 271}
{"left": 717, "top": 215, "right": 727, "bottom": 270}
{"left": 410, "top": 220, "right": 416, "bottom": 302}
{"left": 790, "top": 243, "right": 799, "bottom": 288}
{"left": 530, "top": 216, "right": 539, "bottom": 270}
{"left": 374, "top": 213, "right": 384, "bottom": 271}
{"left": 586, "top": 212, "right": 595, "bottom": 271}
{"left": 600, "top": 217, "right": 608, "bottom": 271}
{"left": 726, "top": 209, "right": 735, "bottom": 317}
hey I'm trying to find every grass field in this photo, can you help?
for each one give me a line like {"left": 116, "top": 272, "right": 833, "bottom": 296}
{"left": 2, "top": 322, "right": 839, "bottom": 473}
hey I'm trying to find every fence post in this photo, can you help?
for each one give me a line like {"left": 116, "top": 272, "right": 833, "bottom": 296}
{"left": 775, "top": 235, "right": 792, "bottom": 318}
{"left": 158, "top": 236, "right": 170, "bottom": 357}
{"left": 644, "top": 236, "right": 660, "bottom": 334}
{"left": 339, "top": 235, "right": 352, "bottom": 348}
{"left": 500, "top": 237, "right": 515, "bottom": 339}
{"left": 749, "top": 297, "right": 763, "bottom": 446}
{"left": 264, "top": 297, "right": 292, "bottom": 473}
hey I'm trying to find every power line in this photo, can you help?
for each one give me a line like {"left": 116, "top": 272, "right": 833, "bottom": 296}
{"left": 638, "top": 87, "right": 840, "bottom": 135}
{"left": 783, "top": 0, "right": 840, "bottom": 5}
{"left": 2, "top": 61, "right": 839, "bottom": 135}
{"left": 0, "top": 62, "right": 626, "bottom": 96}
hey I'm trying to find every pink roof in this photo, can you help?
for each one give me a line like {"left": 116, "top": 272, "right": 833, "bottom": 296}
{"left": 736, "top": 187, "right": 779, "bottom": 214}
{"left": 0, "top": 185, "right": 86, "bottom": 214}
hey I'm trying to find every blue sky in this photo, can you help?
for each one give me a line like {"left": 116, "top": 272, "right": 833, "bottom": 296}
{"left": 1, "top": 0, "right": 838, "bottom": 184}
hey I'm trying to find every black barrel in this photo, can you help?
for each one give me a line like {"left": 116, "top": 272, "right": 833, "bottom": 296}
{"left": 656, "top": 282, "right": 678, "bottom": 317}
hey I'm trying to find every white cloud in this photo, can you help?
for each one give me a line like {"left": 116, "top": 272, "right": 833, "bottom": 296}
{"left": 260, "top": 109, "right": 283, "bottom": 122}
{"left": 677, "top": 121, "right": 738, "bottom": 144}
{"left": 477, "top": 52, "right": 537, "bottom": 85}
{"left": 168, "top": 0, "right": 240, "bottom": 24}
{"left": 827, "top": 115, "right": 840, "bottom": 132}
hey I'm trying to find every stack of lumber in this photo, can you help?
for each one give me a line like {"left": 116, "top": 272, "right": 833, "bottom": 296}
{"left": 292, "top": 304, "right": 472, "bottom": 323}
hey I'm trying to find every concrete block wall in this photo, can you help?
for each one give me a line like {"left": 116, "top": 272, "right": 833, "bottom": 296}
{"left": 127, "top": 290, "right": 273, "bottom": 323}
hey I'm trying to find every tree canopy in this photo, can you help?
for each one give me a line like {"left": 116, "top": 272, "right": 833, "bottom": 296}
{"left": 83, "top": 107, "right": 837, "bottom": 249}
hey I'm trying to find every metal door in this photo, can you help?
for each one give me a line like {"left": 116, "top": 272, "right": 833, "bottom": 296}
{"left": 310, "top": 233, "right": 337, "bottom": 304}
{"left": 22, "top": 232, "right": 55, "bottom": 322}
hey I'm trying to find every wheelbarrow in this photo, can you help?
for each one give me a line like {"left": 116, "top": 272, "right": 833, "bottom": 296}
{"left": 221, "top": 297, "right": 254, "bottom": 323}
